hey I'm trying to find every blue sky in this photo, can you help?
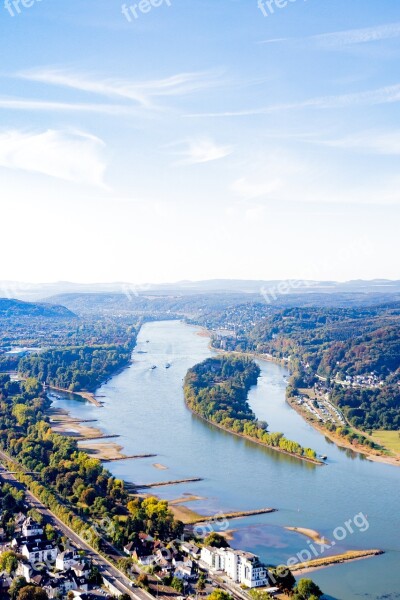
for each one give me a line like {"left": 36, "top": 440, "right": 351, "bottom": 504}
{"left": 0, "top": 0, "right": 399, "bottom": 283}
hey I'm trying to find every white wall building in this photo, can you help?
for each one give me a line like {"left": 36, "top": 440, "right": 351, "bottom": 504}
{"left": 22, "top": 518, "right": 44, "bottom": 538}
{"left": 200, "top": 547, "right": 268, "bottom": 588}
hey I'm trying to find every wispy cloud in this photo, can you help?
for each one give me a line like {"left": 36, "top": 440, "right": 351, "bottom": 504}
{"left": 260, "top": 21, "right": 400, "bottom": 48}
{"left": 317, "top": 130, "right": 400, "bottom": 155}
{"left": 0, "top": 97, "right": 135, "bottom": 115}
{"left": 18, "top": 68, "right": 222, "bottom": 109}
{"left": 171, "top": 138, "right": 233, "bottom": 165}
{"left": 188, "top": 83, "right": 400, "bottom": 118}
{"left": 0, "top": 129, "right": 107, "bottom": 186}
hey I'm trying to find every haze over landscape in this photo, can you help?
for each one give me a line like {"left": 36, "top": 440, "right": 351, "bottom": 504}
{"left": 0, "top": 3, "right": 399, "bottom": 600}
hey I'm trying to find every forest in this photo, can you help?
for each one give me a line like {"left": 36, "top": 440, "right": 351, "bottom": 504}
{"left": 0, "top": 374, "right": 183, "bottom": 550}
{"left": 19, "top": 344, "right": 135, "bottom": 392}
{"left": 184, "top": 355, "right": 318, "bottom": 461}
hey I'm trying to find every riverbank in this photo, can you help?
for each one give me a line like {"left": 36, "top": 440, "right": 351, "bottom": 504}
{"left": 48, "top": 385, "right": 103, "bottom": 407}
{"left": 210, "top": 340, "right": 400, "bottom": 467}
{"left": 184, "top": 395, "right": 324, "bottom": 466}
{"left": 290, "top": 549, "right": 384, "bottom": 575}
{"left": 287, "top": 397, "right": 400, "bottom": 468}
{"left": 47, "top": 408, "right": 127, "bottom": 460}
{"left": 285, "top": 526, "right": 329, "bottom": 545}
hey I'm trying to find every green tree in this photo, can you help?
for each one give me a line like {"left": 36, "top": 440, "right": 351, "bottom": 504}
{"left": 0, "top": 550, "right": 19, "bottom": 575}
{"left": 204, "top": 532, "right": 229, "bottom": 548}
{"left": 207, "top": 591, "right": 233, "bottom": 600}
{"left": 293, "top": 578, "right": 323, "bottom": 599}
{"left": 171, "top": 577, "right": 184, "bottom": 593}
{"left": 9, "top": 577, "right": 28, "bottom": 600}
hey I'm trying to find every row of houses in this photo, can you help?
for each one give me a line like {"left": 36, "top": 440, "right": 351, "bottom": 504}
{"left": 1, "top": 516, "right": 94, "bottom": 599}
{"left": 123, "top": 532, "right": 269, "bottom": 590}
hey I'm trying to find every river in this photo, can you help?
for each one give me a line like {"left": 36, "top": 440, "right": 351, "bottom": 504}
{"left": 51, "top": 320, "right": 400, "bottom": 600}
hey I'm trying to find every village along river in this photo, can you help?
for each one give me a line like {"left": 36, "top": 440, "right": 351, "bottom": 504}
{"left": 51, "top": 321, "right": 400, "bottom": 600}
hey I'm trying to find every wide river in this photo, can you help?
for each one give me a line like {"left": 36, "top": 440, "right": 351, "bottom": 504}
{"left": 52, "top": 321, "right": 400, "bottom": 600}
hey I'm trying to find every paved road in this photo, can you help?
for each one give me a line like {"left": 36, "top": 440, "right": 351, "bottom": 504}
{"left": 0, "top": 451, "right": 154, "bottom": 600}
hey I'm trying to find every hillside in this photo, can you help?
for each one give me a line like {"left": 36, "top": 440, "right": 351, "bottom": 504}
{"left": 0, "top": 298, "right": 75, "bottom": 318}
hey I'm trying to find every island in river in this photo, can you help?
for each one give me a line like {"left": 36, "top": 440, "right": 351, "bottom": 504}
{"left": 184, "top": 354, "right": 323, "bottom": 465}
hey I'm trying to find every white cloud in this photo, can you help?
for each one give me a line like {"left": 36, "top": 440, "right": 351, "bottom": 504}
{"left": 0, "top": 129, "right": 107, "bottom": 186}
{"left": 260, "top": 22, "right": 400, "bottom": 48}
{"left": 188, "top": 83, "right": 400, "bottom": 117}
{"left": 18, "top": 68, "right": 221, "bottom": 109}
{"left": 0, "top": 97, "right": 134, "bottom": 115}
{"left": 312, "top": 22, "right": 400, "bottom": 48}
{"left": 172, "top": 138, "right": 233, "bottom": 165}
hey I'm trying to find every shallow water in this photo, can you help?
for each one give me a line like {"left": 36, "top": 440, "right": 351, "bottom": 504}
{"left": 52, "top": 320, "right": 400, "bottom": 600}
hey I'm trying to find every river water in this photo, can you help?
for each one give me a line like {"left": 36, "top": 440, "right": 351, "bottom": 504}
{"left": 51, "top": 321, "right": 400, "bottom": 600}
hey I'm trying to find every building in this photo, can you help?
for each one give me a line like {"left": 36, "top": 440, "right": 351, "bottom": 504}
{"left": 56, "top": 550, "right": 80, "bottom": 571}
{"left": 200, "top": 546, "right": 268, "bottom": 588}
{"left": 20, "top": 539, "right": 58, "bottom": 565}
{"left": 22, "top": 517, "right": 44, "bottom": 539}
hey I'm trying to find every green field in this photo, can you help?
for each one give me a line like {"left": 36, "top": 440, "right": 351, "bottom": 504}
{"left": 371, "top": 431, "right": 400, "bottom": 454}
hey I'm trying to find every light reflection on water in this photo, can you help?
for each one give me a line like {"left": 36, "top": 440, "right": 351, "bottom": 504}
{"left": 50, "top": 320, "right": 400, "bottom": 600}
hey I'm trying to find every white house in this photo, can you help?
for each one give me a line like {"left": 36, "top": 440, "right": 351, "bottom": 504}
{"left": 200, "top": 546, "right": 268, "bottom": 588}
{"left": 56, "top": 550, "right": 80, "bottom": 571}
{"left": 21, "top": 539, "right": 58, "bottom": 566}
{"left": 22, "top": 518, "right": 44, "bottom": 539}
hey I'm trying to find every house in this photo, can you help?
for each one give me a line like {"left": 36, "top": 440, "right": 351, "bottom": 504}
{"left": 20, "top": 539, "right": 58, "bottom": 566}
{"left": 180, "top": 542, "right": 200, "bottom": 559}
{"left": 123, "top": 541, "right": 136, "bottom": 557}
{"left": 71, "top": 562, "right": 90, "bottom": 578}
{"left": 200, "top": 547, "right": 268, "bottom": 588}
{"left": 22, "top": 518, "right": 44, "bottom": 539}
{"left": 56, "top": 549, "right": 80, "bottom": 571}
{"left": 16, "top": 561, "right": 32, "bottom": 582}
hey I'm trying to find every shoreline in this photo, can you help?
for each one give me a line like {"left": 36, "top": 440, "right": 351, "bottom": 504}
{"left": 287, "top": 397, "right": 400, "bottom": 468}
{"left": 184, "top": 390, "right": 323, "bottom": 467}
{"left": 285, "top": 526, "right": 329, "bottom": 545}
{"left": 47, "top": 408, "right": 127, "bottom": 461}
{"left": 48, "top": 385, "right": 103, "bottom": 407}
{"left": 208, "top": 338, "right": 400, "bottom": 467}
{"left": 289, "top": 549, "right": 384, "bottom": 575}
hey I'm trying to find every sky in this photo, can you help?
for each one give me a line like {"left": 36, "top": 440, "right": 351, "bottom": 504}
{"left": 0, "top": 0, "right": 399, "bottom": 284}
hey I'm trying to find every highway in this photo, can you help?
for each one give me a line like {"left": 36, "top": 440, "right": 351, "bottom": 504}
{"left": 0, "top": 450, "right": 154, "bottom": 600}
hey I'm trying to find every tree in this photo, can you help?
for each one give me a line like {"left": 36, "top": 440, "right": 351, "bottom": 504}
{"left": 137, "top": 573, "right": 149, "bottom": 589}
{"left": 293, "top": 578, "right": 323, "bottom": 599}
{"left": 249, "top": 590, "right": 272, "bottom": 600}
{"left": 207, "top": 590, "right": 233, "bottom": 600}
{"left": 9, "top": 577, "right": 28, "bottom": 600}
{"left": 171, "top": 577, "right": 184, "bottom": 593}
{"left": 204, "top": 532, "right": 229, "bottom": 548}
{"left": 197, "top": 572, "right": 206, "bottom": 592}
{"left": 17, "top": 586, "right": 49, "bottom": 600}
{"left": 80, "top": 488, "right": 96, "bottom": 505}
{"left": 269, "top": 566, "right": 296, "bottom": 594}
{"left": 0, "top": 550, "right": 19, "bottom": 574}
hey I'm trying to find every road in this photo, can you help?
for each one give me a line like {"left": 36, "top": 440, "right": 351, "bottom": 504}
{"left": 0, "top": 450, "right": 154, "bottom": 600}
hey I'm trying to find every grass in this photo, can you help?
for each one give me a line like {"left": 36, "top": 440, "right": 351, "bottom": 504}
{"left": 371, "top": 431, "right": 400, "bottom": 454}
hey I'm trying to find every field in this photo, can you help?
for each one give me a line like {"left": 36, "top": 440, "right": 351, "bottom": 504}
{"left": 371, "top": 431, "right": 400, "bottom": 454}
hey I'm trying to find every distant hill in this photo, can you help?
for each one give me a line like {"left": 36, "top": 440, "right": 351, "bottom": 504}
{"left": 1, "top": 278, "right": 400, "bottom": 301}
{"left": 0, "top": 298, "right": 75, "bottom": 318}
